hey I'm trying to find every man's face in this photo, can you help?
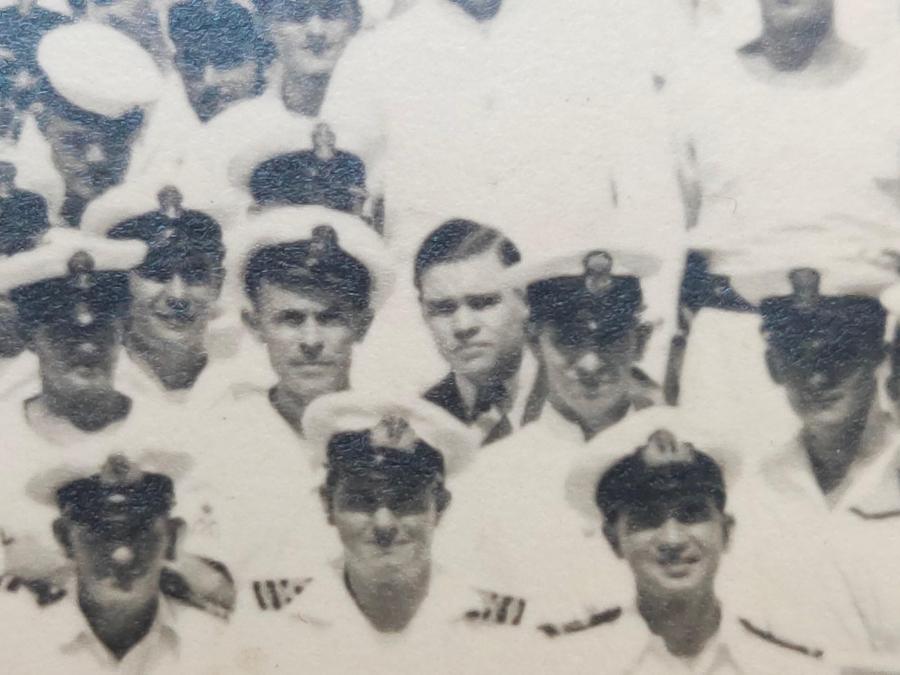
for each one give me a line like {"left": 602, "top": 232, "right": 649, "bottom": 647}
{"left": 536, "top": 328, "right": 639, "bottom": 426}
{"left": 128, "top": 269, "right": 220, "bottom": 355}
{"left": 249, "top": 282, "right": 362, "bottom": 401}
{"left": 32, "top": 318, "right": 121, "bottom": 400}
{"left": 269, "top": 6, "right": 356, "bottom": 77}
{"left": 64, "top": 516, "right": 172, "bottom": 610}
{"left": 614, "top": 495, "right": 729, "bottom": 601}
{"left": 770, "top": 346, "right": 879, "bottom": 429}
{"left": 419, "top": 251, "right": 526, "bottom": 385}
{"left": 328, "top": 476, "right": 441, "bottom": 581}
{"left": 759, "top": 0, "right": 832, "bottom": 34}
{"left": 183, "top": 61, "right": 258, "bottom": 121}
{"left": 451, "top": 0, "right": 502, "bottom": 21}
{"left": 42, "top": 114, "right": 132, "bottom": 200}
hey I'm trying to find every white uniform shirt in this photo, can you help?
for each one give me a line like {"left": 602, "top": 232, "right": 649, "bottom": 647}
{"left": 729, "top": 407, "right": 900, "bottom": 663}
{"left": 0, "top": 587, "right": 226, "bottom": 674}
{"left": 544, "top": 603, "right": 828, "bottom": 675}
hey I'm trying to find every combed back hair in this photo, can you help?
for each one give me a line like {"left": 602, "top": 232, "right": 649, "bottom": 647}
{"left": 413, "top": 219, "right": 521, "bottom": 290}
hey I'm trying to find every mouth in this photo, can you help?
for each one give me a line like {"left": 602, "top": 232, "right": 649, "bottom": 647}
{"left": 303, "top": 38, "right": 330, "bottom": 57}
{"left": 657, "top": 556, "right": 700, "bottom": 578}
{"left": 289, "top": 360, "right": 335, "bottom": 372}
{"left": 153, "top": 311, "right": 196, "bottom": 330}
{"left": 454, "top": 343, "right": 492, "bottom": 358}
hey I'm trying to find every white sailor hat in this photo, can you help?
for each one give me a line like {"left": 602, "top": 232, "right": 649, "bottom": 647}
{"left": 565, "top": 407, "right": 742, "bottom": 526}
{"left": 303, "top": 389, "right": 481, "bottom": 478}
{"left": 26, "top": 450, "right": 194, "bottom": 524}
{"left": 38, "top": 23, "right": 163, "bottom": 119}
{"left": 228, "top": 205, "right": 395, "bottom": 311}
{"left": 0, "top": 227, "right": 147, "bottom": 294}
{"left": 693, "top": 221, "right": 900, "bottom": 307}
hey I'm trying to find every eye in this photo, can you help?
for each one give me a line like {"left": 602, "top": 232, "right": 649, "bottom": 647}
{"left": 341, "top": 491, "right": 379, "bottom": 512}
{"left": 425, "top": 300, "right": 457, "bottom": 317}
{"left": 316, "top": 308, "right": 346, "bottom": 326}
{"left": 625, "top": 506, "right": 666, "bottom": 532}
{"left": 276, "top": 310, "right": 306, "bottom": 326}
{"left": 467, "top": 294, "right": 500, "bottom": 311}
{"left": 674, "top": 501, "right": 713, "bottom": 525}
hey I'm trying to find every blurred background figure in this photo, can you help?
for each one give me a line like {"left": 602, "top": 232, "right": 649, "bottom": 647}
{"left": 250, "top": 122, "right": 367, "bottom": 215}
{"left": 169, "top": 0, "right": 272, "bottom": 122}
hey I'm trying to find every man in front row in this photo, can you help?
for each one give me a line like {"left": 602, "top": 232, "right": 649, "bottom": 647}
{"left": 222, "top": 393, "right": 527, "bottom": 672}
{"left": 543, "top": 418, "right": 826, "bottom": 674}
{"left": 0, "top": 454, "right": 227, "bottom": 672}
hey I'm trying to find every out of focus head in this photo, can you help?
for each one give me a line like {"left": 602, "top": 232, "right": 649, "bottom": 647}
{"left": 170, "top": 4, "right": 271, "bottom": 121}
{"left": 758, "top": 0, "right": 833, "bottom": 37}
{"left": 254, "top": 0, "right": 361, "bottom": 77}
{"left": 415, "top": 219, "right": 526, "bottom": 387}
{"left": 450, "top": 0, "right": 502, "bottom": 21}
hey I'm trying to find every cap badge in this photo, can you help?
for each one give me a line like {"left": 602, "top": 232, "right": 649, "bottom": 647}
{"left": 68, "top": 251, "right": 95, "bottom": 291}
{"left": 788, "top": 268, "right": 821, "bottom": 310}
{"left": 99, "top": 454, "right": 143, "bottom": 486}
{"left": 371, "top": 414, "right": 418, "bottom": 453}
{"left": 640, "top": 429, "right": 695, "bottom": 467}
{"left": 583, "top": 250, "right": 614, "bottom": 296}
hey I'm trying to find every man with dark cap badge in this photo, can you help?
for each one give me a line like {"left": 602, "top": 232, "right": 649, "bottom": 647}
{"left": 538, "top": 410, "right": 826, "bottom": 674}
{"left": 184, "top": 206, "right": 393, "bottom": 579}
{"left": 705, "top": 229, "right": 900, "bottom": 669}
{"left": 0, "top": 453, "right": 228, "bottom": 673}
{"left": 83, "top": 184, "right": 227, "bottom": 406}
{"left": 434, "top": 247, "right": 664, "bottom": 618}
{"left": 218, "top": 391, "right": 528, "bottom": 673}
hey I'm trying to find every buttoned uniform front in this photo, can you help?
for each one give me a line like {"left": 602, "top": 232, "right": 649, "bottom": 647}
{"left": 542, "top": 603, "right": 829, "bottom": 675}
{"left": 0, "top": 570, "right": 228, "bottom": 674}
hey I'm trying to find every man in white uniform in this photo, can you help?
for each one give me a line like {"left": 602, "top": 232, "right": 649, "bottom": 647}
{"left": 0, "top": 454, "right": 228, "bottom": 673}
{"left": 542, "top": 417, "right": 826, "bottom": 674}
{"left": 436, "top": 248, "right": 664, "bottom": 618}
{"left": 218, "top": 392, "right": 527, "bottom": 673}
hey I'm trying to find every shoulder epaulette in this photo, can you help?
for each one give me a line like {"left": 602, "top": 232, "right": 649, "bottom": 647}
{"left": 463, "top": 590, "right": 527, "bottom": 626}
{"left": 538, "top": 607, "right": 622, "bottom": 638}
{"left": 0, "top": 574, "right": 67, "bottom": 606}
{"left": 738, "top": 618, "right": 824, "bottom": 659}
{"left": 252, "top": 577, "right": 313, "bottom": 611}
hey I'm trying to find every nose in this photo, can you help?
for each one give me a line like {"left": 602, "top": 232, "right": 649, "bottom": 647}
{"left": 306, "top": 14, "right": 325, "bottom": 34}
{"left": 110, "top": 545, "right": 135, "bottom": 567}
{"left": 657, "top": 517, "right": 689, "bottom": 550}
{"left": 298, "top": 320, "right": 324, "bottom": 355}
{"left": 372, "top": 507, "right": 399, "bottom": 546}
{"left": 451, "top": 307, "right": 479, "bottom": 343}
{"left": 804, "top": 368, "right": 832, "bottom": 390}
{"left": 164, "top": 275, "right": 190, "bottom": 308}
{"left": 84, "top": 143, "right": 106, "bottom": 164}
{"left": 573, "top": 350, "right": 603, "bottom": 375}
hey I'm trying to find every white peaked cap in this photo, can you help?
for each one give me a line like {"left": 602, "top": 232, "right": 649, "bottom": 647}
{"left": 564, "top": 406, "right": 743, "bottom": 526}
{"left": 228, "top": 205, "right": 395, "bottom": 310}
{"left": 0, "top": 227, "right": 147, "bottom": 293}
{"left": 38, "top": 23, "right": 163, "bottom": 118}
{"left": 692, "top": 220, "right": 900, "bottom": 306}
{"left": 303, "top": 389, "right": 482, "bottom": 477}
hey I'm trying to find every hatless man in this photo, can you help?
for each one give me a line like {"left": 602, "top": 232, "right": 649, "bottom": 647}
{"left": 541, "top": 418, "right": 825, "bottom": 674}
{"left": 222, "top": 392, "right": 526, "bottom": 672}
{"left": 100, "top": 185, "right": 226, "bottom": 403}
{"left": 415, "top": 219, "right": 534, "bottom": 445}
{"left": 0, "top": 454, "right": 228, "bottom": 672}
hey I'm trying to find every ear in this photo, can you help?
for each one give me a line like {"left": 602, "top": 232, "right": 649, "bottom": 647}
{"left": 241, "top": 307, "right": 262, "bottom": 340}
{"left": 765, "top": 348, "right": 785, "bottom": 385}
{"left": 351, "top": 308, "right": 374, "bottom": 342}
{"left": 602, "top": 520, "right": 623, "bottom": 559}
{"left": 164, "top": 517, "right": 185, "bottom": 561}
{"left": 434, "top": 485, "right": 452, "bottom": 523}
{"left": 722, "top": 513, "right": 735, "bottom": 551}
{"left": 52, "top": 518, "right": 74, "bottom": 559}
{"left": 319, "top": 485, "right": 335, "bottom": 526}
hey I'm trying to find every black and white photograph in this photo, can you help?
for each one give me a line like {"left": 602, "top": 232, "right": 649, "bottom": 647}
{"left": 0, "top": 0, "right": 899, "bottom": 672}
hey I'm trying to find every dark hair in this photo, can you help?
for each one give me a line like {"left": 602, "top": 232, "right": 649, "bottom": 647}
{"left": 413, "top": 219, "right": 520, "bottom": 290}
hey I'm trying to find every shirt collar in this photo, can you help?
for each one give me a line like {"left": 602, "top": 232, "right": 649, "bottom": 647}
{"left": 59, "top": 596, "right": 180, "bottom": 670}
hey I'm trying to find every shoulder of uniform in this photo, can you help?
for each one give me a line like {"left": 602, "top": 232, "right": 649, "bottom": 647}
{"left": 461, "top": 589, "right": 528, "bottom": 627}
{"left": 249, "top": 576, "right": 314, "bottom": 612}
{"left": 738, "top": 617, "right": 824, "bottom": 660}
{"left": 537, "top": 607, "right": 622, "bottom": 638}
{"left": 0, "top": 574, "right": 67, "bottom": 607}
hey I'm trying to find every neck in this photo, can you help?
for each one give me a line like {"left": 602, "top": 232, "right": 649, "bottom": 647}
{"left": 79, "top": 590, "right": 159, "bottom": 661}
{"left": 281, "top": 72, "right": 329, "bottom": 117}
{"left": 270, "top": 380, "right": 348, "bottom": 435}
{"left": 125, "top": 333, "right": 207, "bottom": 391}
{"left": 638, "top": 589, "right": 721, "bottom": 658}
{"left": 760, "top": 20, "right": 836, "bottom": 72}
{"left": 38, "top": 385, "right": 130, "bottom": 432}
{"left": 549, "top": 392, "right": 631, "bottom": 441}
{"left": 802, "top": 398, "right": 874, "bottom": 495}
{"left": 161, "top": 206, "right": 181, "bottom": 219}
{"left": 345, "top": 560, "right": 431, "bottom": 633}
